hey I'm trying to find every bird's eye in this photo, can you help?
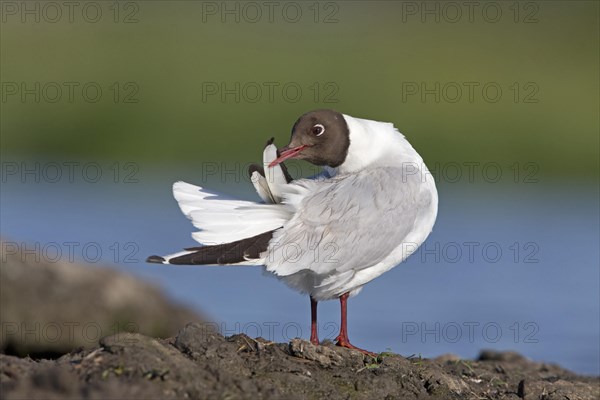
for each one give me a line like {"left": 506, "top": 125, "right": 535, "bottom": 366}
{"left": 311, "top": 124, "right": 325, "bottom": 136}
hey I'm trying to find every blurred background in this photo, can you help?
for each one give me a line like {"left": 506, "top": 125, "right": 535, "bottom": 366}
{"left": 1, "top": 1, "right": 598, "bottom": 375}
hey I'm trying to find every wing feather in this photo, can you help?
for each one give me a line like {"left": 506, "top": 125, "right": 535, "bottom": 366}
{"left": 265, "top": 167, "right": 425, "bottom": 276}
{"left": 173, "top": 181, "right": 289, "bottom": 244}
{"left": 263, "top": 143, "right": 289, "bottom": 202}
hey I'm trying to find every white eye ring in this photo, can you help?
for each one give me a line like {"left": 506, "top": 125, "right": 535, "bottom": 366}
{"left": 312, "top": 124, "right": 325, "bottom": 136}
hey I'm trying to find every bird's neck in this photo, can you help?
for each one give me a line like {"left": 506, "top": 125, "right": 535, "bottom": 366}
{"left": 337, "top": 115, "right": 428, "bottom": 176}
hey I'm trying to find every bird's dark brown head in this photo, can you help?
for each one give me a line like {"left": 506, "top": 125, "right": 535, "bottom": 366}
{"left": 269, "top": 109, "right": 350, "bottom": 168}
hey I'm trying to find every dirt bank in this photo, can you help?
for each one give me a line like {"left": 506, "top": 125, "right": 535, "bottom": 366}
{"left": 1, "top": 322, "right": 597, "bottom": 400}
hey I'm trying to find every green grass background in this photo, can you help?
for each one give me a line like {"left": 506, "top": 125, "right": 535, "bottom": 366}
{"left": 1, "top": 1, "right": 598, "bottom": 180}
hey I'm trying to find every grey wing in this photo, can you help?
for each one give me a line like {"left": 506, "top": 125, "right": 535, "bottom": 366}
{"left": 265, "top": 167, "right": 423, "bottom": 276}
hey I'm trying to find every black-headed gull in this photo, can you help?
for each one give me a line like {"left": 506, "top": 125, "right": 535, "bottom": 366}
{"left": 148, "top": 109, "right": 438, "bottom": 354}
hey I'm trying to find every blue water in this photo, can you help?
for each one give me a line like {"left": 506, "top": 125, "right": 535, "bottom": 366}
{"left": 1, "top": 172, "right": 598, "bottom": 375}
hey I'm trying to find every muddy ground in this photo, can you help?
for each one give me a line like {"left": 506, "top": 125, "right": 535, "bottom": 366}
{"left": 1, "top": 322, "right": 597, "bottom": 400}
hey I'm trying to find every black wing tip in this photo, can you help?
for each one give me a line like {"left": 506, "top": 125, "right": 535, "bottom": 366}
{"left": 265, "top": 137, "right": 275, "bottom": 146}
{"left": 146, "top": 255, "right": 166, "bottom": 264}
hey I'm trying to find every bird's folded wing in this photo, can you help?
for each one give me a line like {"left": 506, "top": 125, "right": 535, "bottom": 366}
{"left": 265, "top": 167, "right": 427, "bottom": 276}
{"left": 173, "top": 181, "right": 290, "bottom": 244}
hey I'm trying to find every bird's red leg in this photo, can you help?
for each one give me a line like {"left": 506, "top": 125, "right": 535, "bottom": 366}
{"left": 310, "top": 296, "right": 319, "bottom": 345}
{"left": 335, "top": 292, "right": 376, "bottom": 356}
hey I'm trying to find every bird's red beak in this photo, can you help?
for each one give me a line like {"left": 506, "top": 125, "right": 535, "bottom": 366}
{"left": 269, "top": 144, "right": 310, "bottom": 167}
